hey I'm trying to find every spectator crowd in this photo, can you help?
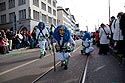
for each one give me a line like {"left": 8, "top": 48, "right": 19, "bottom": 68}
{"left": 0, "top": 12, "right": 125, "bottom": 63}
{"left": 0, "top": 28, "right": 37, "bottom": 54}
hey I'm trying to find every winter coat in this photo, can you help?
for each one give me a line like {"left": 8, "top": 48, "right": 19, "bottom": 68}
{"left": 99, "top": 27, "right": 110, "bottom": 44}
{"left": 112, "top": 18, "right": 123, "bottom": 40}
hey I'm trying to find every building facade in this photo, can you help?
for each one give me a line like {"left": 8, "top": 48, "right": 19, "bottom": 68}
{"left": 57, "top": 6, "right": 76, "bottom": 34}
{"left": 0, "top": 0, "right": 57, "bottom": 32}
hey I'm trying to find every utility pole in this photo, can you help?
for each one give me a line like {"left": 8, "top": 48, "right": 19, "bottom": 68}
{"left": 14, "top": 14, "right": 17, "bottom": 32}
{"left": 98, "top": 19, "right": 99, "bottom": 28}
{"left": 85, "top": 20, "right": 88, "bottom": 31}
{"left": 108, "top": 0, "right": 111, "bottom": 24}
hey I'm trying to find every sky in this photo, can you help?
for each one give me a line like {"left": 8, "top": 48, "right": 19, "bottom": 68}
{"left": 57, "top": 0, "right": 125, "bottom": 32}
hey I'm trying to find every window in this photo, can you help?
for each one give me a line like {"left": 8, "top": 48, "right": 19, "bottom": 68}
{"left": 48, "top": 16, "right": 52, "bottom": 24}
{"left": 18, "top": 0, "right": 26, "bottom": 6}
{"left": 19, "top": 9, "right": 26, "bottom": 20}
{"left": 33, "top": 0, "right": 39, "bottom": 7}
{"left": 48, "top": 0, "right": 51, "bottom": 4}
{"left": 42, "top": 14, "right": 47, "bottom": 22}
{"left": 9, "top": 12, "right": 15, "bottom": 22}
{"left": 0, "top": 2, "right": 6, "bottom": 11}
{"left": 53, "top": 9, "right": 56, "bottom": 16}
{"left": 1, "top": 14, "right": 6, "bottom": 24}
{"left": 9, "top": 0, "right": 15, "bottom": 9}
{"left": 53, "top": 1, "right": 56, "bottom": 7}
{"left": 33, "top": 10, "right": 39, "bottom": 20}
{"left": 48, "top": 6, "right": 51, "bottom": 14}
{"left": 53, "top": 19, "right": 56, "bottom": 25}
{"left": 41, "top": 2, "right": 46, "bottom": 11}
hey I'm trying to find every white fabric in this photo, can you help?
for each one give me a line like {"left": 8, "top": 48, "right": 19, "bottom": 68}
{"left": 36, "top": 28, "right": 49, "bottom": 39}
{"left": 83, "top": 41, "right": 89, "bottom": 48}
{"left": 88, "top": 47, "right": 94, "bottom": 53}
{"left": 38, "top": 40, "right": 46, "bottom": 53}
{"left": 15, "top": 34, "right": 23, "bottom": 40}
{"left": 55, "top": 37, "right": 75, "bottom": 61}
{"left": 111, "top": 19, "right": 116, "bottom": 34}
{"left": 36, "top": 27, "right": 49, "bottom": 54}
{"left": 83, "top": 39, "right": 94, "bottom": 53}
{"left": 56, "top": 52, "right": 70, "bottom": 61}
{"left": 112, "top": 18, "right": 123, "bottom": 40}
{"left": 99, "top": 27, "right": 110, "bottom": 44}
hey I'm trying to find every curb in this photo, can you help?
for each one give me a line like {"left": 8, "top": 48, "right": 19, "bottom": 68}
{"left": 0, "top": 47, "right": 39, "bottom": 57}
{"left": 109, "top": 46, "right": 125, "bottom": 65}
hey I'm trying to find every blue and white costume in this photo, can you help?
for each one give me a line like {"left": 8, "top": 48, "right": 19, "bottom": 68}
{"left": 36, "top": 22, "right": 49, "bottom": 58}
{"left": 82, "top": 31, "right": 94, "bottom": 55}
{"left": 53, "top": 25, "right": 75, "bottom": 69}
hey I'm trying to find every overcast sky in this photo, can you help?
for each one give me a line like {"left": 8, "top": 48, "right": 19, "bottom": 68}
{"left": 57, "top": 0, "right": 125, "bottom": 32}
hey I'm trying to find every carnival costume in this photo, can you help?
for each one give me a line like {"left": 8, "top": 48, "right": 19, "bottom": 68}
{"left": 81, "top": 31, "right": 94, "bottom": 55}
{"left": 53, "top": 25, "right": 75, "bottom": 70}
{"left": 36, "top": 22, "right": 49, "bottom": 58}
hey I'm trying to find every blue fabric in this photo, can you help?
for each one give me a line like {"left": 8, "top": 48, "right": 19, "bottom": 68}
{"left": 38, "top": 22, "right": 46, "bottom": 29}
{"left": 53, "top": 25, "right": 71, "bottom": 44}
{"left": 82, "top": 31, "right": 91, "bottom": 41}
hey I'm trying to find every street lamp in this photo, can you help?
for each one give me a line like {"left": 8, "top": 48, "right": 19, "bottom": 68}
{"left": 86, "top": 26, "right": 88, "bottom": 32}
{"left": 108, "top": 0, "right": 111, "bottom": 24}
{"left": 14, "top": 14, "right": 17, "bottom": 32}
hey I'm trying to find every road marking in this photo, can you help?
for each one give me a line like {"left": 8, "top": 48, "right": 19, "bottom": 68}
{"left": 32, "top": 46, "right": 81, "bottom": 83}
{"left": 74, "top": 45, "right": 81, "bottom": 52}
{"left": 94, "top": 65, "right": 105, "bottom": 72}
{"left": 71, "top": 45, "right": 81, "bottom": 57}
{"left": 0, "top": 54, "right": 50, "bottom": 76}
{"left": 82, "top": 56, "right": 90, "bottom": 83}
{"left": 0, "top": 46, "right": 81, "bottom": 76}
{"left": 0, "top": 59, "right": 39, "bottom": 76}
{"left": 32, "top": 61, "right": 60, "bottom": 83}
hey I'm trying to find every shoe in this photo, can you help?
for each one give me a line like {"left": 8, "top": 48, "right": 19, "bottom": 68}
{"left": 44, "top": 51, "right": 46, "bottom": 56}
{"left": 39, "top": 52, "right": 44, "bottom": 58}
{"left": 64, "top": 65, "right": 68, "bottom": 70}
{"left": 61, "top": 61, "right": 64, "bottom": 67}
{"left": 45, "top": 48, "right": 48, "bottom": 50}
{"left": 104, "top": 53, "right": 107, "bottom": 55}
{"left": 63, "top": 60, "right": 68, "bottom": 70}
{"left": 65, "top": 60, "right": 68, "bottom": 65}
{"left": 85, "top": 53, "right": 90, "bottom": 56}
{"left": 98, "top": 53, "right": 102, "bottom": 55}
{"left": 63, "top": 60, "right": 68, "bottom": 65}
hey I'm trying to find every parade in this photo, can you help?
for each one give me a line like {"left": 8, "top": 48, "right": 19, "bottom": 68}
{"left": 0, "top": 0, "right": 125, "bottom": 83}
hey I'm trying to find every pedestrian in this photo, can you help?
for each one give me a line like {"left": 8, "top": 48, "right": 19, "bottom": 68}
{"left": 119, "top": 13, "right": 125, "bottom": 56}
{"left": 99, "top": 23, "right": 111, "bottom": 55}
{"left": 109, "top": 16, "right": 116, "bottom": 47}
{"left": 6, "top": 29, "right": 13, "bottom": 51}
{"left": 0, "top": 36, "right": 6, "bottom": 54}
{"left": 112, "top": 12, "right": 124, "bottom": 54}
{"left": 31, "top": 28, "right": 37, "bottom": 47}
{"left": 95, "top": 30, "right": 100, "bottom": 47}
{"left": 36, "top": 22, "right": 49, "bottom": 58}
{"left": 15, "top": 31, "right": 23, "bottom": 49}
{"left": 53, "top": 25, "right": 75, "bottom": 70}
{"left": 3, "top": 35, "right": 9, "bottom": 53}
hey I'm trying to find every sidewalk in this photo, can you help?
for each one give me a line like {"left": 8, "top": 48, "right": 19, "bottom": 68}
{"left": 109, "top": 46, "right": 125, "bottom": 65}
{"left": 0, "top": 47, "right": 39, "bottom": 57}
{"left": 0, "top": 42, "right": 56, "bottom": 57}
{"left": 85, "top": 46, "right": 124, "bottom": 83}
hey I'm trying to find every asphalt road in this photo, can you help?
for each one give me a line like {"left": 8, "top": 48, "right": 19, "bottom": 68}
{"left": 0, "top": 40, "right": 84, "bottom": 83}
{"left": 0, "top": 40, "right": 123, "bottom": 83}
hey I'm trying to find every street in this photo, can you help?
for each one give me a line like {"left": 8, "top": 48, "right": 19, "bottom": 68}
{"left": 0, "top": 40, "right": 124, "bottom": 83}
